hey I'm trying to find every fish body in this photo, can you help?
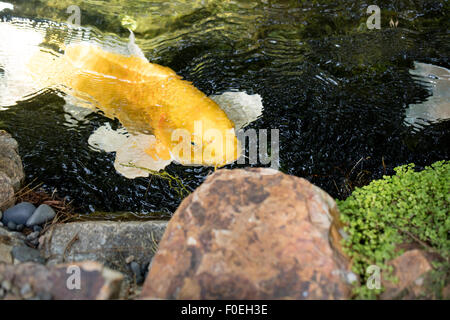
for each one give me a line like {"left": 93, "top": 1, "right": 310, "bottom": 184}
{"left": 28, "top": 41, "right": 241, "bottom": 167}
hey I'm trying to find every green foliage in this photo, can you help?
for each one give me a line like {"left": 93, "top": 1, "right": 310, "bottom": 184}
{"left": 337, "top": 160, "right": 450, "bottom": 299}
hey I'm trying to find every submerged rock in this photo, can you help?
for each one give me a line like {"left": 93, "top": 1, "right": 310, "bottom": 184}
{"left": 25, "top": 204, "right": 56, "bottom": 227}
{"left": 40, "top": 220, "right": 168, "bottom": 279}
{"left": 141, "top": 168, "right": 352, "bottom": 300}
{"left": 2, "top": 202, "right": 36, "bottom": 226}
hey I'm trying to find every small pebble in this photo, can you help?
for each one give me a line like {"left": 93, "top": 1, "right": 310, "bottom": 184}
{"left": 16, "top": 224, "right": 24, "bottom": 232}
{"left": 26, "top": 231, "right": 40, "bottom": 241}
{"left": 130, "top": 261, "right": 144, "bottom": 284}
{"left": 7, "top": 221, "right": 16, "bottom": 231}
{"left": 20, "top": 283, "right": 33, "bottom": 299}
{"left": 346, "top": 272, "right": 358, "bottom": 284}
{"left": 25, "top": 204, "right": 56, "bottom": 227}
{"left": 37, "top": 292, "right": 52, "bottom": 300}
{"left": 125, "top": 255, "right": 135, "bottom": 264}
{"left": 0, "top": 222, "right": 3, "bottom": 227}
{"left": 1, "top": 280, "right": 12, "bottom": 291}
{"left": 141, "top": 261, "right": 150, "bottom": 275}
{"left": 33, "top": 225, "right": 42, "bottom": 233}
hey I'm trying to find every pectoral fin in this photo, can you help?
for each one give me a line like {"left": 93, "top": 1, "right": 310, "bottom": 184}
{"left": 145, "top": 139, "right": 172, "bottom": 161}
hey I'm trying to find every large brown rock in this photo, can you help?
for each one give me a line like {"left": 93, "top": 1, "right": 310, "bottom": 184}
{"left": 0, "top": 261, "right": 124, "bottom": 300}
{"left": 141, "top": 168, "right": 352, "bottom": 300}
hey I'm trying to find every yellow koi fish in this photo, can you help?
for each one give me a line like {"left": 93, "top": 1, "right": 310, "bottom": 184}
{"left": 27, "top": 33, "right": 241, "bottom": 167}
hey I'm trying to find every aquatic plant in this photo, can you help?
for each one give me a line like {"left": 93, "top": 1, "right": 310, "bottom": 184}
{"left": 121, "top": 163, "right": 191, "bottom": 199}
{"left": 337, "top": 160, "right": 449, "bottom": 299}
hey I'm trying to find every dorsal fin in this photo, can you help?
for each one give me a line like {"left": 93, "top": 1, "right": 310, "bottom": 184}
{"left": 127, "top": 29, "right": 148, "bottom": 62}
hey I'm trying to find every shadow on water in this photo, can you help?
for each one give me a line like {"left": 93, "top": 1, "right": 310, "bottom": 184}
{"left": 0, "top": 0, "right": 449, "bottom": 215}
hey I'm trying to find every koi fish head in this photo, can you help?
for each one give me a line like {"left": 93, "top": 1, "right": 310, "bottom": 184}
{"left": 154, "top": 106, "right": 242, "bottom": 168}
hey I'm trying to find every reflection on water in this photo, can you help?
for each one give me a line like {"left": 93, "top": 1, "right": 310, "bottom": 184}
{"left": 0, "top": 0, "right": 448, "bottom": 215}
{"left": 405, "top": 62, "right": 450, "bottom": 130}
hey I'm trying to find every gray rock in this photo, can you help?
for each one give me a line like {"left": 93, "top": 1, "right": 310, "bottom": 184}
{"left": 7, "top": 221, "right": 16, "bottom": 231}
{"left": 1, "top": 231, "right": 27, "bottom": 264}
{"left": 0, "top": 222, "right": 3, "bottom": 227}
{"left": 2, "top": 202, "right": 36, "bottom": 225}
{"left": 11, "top": 245, "right": 45, "bottom": 264}
{"left": 130, "top": 261, "right": 144, "bottom": 284}
{"left": 25, "top": 204, "right": 56, "bottom": 227}
{"left": 33, "top": 225, "right": 42, "bottom": 233}
{"left": 40, "top": 220, "right": 168, "bottom": 279}
{"left": 20, "top": 283, "right": 33, "bottom": 299}
{"left": 26, "top": 231, "right": 40, "bottom": 241}
{"left": 16, "top": 224, "right": 24, "bottom": 232}
{"left": 0, "top": 226, "right": 27, "bottom": 246}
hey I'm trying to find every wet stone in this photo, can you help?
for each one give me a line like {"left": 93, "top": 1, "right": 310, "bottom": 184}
{"left": 26, "top": 204, "right": 56, "bottom": 227}
{"left": 2, "top": 202, "right": 36, "bottom": 226}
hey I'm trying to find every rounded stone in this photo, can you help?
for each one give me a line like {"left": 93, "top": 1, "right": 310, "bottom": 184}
{"left": 7, "top": 221, "right": 16, "bottom": 231}
{"left": 142, "top": 168, "right": 352, "bottom": 300}
{"left": 16, "top": 224, "right": 24, "bottom": 232}
{"left": 130, "top": 261, "right": 144, "bottom": 284}
{"left": 25, "top": 204, "right": 56, "bottom": 227}
{"left": 26, "top": 231, "right": 40, "bottom": 241}
{"left": 2, "top": 202, "right": 36, "bottom": 225}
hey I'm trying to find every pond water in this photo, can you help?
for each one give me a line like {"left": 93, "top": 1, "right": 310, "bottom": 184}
{"left": 0, "top": 0, "right": 448, "bottom": 216}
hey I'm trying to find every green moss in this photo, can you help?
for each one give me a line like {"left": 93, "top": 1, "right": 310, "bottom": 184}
{"left": 337, "top": 160, "right": 450, "bottom": 299}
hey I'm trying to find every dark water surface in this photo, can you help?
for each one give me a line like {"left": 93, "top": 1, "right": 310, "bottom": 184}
{"left": 0, "top": 0, "right": 448, "bottom": 215}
